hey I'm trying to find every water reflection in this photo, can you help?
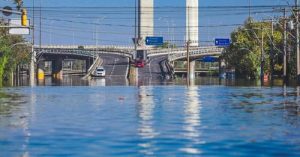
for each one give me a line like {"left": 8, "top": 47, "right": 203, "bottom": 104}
{"left": 180, "top": 86, "right": 203, "bottom": 155}
{"left": 0, "top": 90, "right": 34, "bottom": 157}
{"left": 137, "top": 86, "right": 159, "bottom": 156}
{"left": 20, "top": 90, "right": 36, "bottom": 157}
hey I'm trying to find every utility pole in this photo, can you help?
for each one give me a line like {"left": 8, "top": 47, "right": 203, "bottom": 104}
{"left": 296, "top": 0, "right": 300, "bottom": 84}
{"left": 261, "top": 24, "right": 264, "bottom": 85}
{"left": 270, "top": 19, "right": 274, "bottom": 83}
{"left": 30, "top": 0, "right": 36, "bottom": 86}
{"left": 283, "top": 8, "right": 288, "bottom": 83}
{"left": 134, "top": 0, "right": 137, "bottom": 51}
{"left": 249, "top": 0, "right": 251, "bottom": 19}
{"left": 39, "top": 0, "right": 42, "bottom": 48}
{"left": 186, "top": 6, "right": 191, "bottom": 86}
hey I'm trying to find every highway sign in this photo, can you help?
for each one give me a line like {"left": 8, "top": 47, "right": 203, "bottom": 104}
{"left": 198, "top": 56, "right": 219, "bottom": 62}
{"left": 145, "top": 37, "right": 163, "bottom": 46}
{"left": 9, "top": 19, "right": 30, "bottom": 35}
{"left": 215, "top": 38, "right": 230, "bottom": 46}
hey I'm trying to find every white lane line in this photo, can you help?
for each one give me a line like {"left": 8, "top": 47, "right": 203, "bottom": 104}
{"left": 109, "top": 59, "right": 117, "bottom": 77}
{"left": 125, "top": 57, "right": 130, "bottom": 78}
{"left": 149, "top": 58, "right": 153, "bottom": 78}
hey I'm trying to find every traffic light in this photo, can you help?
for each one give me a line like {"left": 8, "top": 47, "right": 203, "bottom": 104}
{"left": 21, "top": 9, "right": 27, "bottom": 26}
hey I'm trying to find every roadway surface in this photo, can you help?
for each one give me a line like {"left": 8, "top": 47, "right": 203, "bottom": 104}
{"left": 138, "top": 55, "right": 170, "bottom": 85}
{"left": 90, "top": 54, "right": 130, "bottom": 85}
{"left": 99, "top": 54, "right": 129, "bottom": 77}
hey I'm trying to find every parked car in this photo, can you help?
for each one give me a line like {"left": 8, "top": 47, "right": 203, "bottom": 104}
{"left": 93, "top": 66, "right": 106, "bottom": 77}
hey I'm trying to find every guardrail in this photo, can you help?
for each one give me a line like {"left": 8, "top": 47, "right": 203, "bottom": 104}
{"left": 167, "top": 47, "right": 224, "bottom": 61}
{"left": 35, "top": 45, "right": 134, "bottom": 50}
{"left": 34, "top": 48, "right": 134, "bottom": 59}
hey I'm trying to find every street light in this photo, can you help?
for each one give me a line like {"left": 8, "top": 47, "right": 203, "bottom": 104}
{"left": 158, "top": 16, "right": 171, "bottom": 46}
{"left": 95, "top": 16, "right": 106, "bottom": 49}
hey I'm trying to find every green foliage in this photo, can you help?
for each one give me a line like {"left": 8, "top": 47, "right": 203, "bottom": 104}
{"left": 158, "top": 42, "right": 176, "bottom": 49}
{"left": 0, "top": 20, "right": 30, "bottom": 86}
{"left": 223, "top": 19, "right": 283, "bottom": 79}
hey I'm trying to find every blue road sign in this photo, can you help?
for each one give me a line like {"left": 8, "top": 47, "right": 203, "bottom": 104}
{"left": 215, "top": 38, "right": 231, "bottom": 46}
{"left": 145, "top": 37, "right": 164, "bottom": 46}
{"left": 198, "top": 56, "right": 219, "bottom": 62}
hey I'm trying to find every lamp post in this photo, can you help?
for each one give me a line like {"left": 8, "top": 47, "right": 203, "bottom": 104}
{"left": 95, "top": 16, "right": 106, "bottom": 49}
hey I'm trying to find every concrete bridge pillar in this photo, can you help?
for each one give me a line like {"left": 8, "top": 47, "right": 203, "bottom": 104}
{"left": 138, "top": 0, "right": 154, "bottom": 46}
{"left": 189, "top": 60, "right": 196, "bottom": 80}
{"left": 37, "top": 62, "right": 45, "bottom": 81}
{"left": 219, "top": 59, "right": 226, "bottom": 78}
{"left": 52, "top": 58, "right": 63, "bottom": 79}
{"left": 186, "top": 0, "right": 199, "bottom": 46}
{"left": 86, "top": 58, "right": 94, "bottom": 72}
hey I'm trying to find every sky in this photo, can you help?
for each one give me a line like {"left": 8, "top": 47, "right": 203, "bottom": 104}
{"left": 0, "top": 0, "right": 295, "bottom": 46}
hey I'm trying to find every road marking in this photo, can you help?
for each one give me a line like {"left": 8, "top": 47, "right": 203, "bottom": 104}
{"left": 125, "top": 57, "right": 129, "bottom": 78}
{"left": 109, "top": 59, "right": 117, "bottom": 77}
{"left": 149, "top": 57, "right": 153, "bottom": 78}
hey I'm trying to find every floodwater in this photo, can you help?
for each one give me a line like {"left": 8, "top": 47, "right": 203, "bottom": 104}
{"left": 1, "top": 76, "right": 300, "bottom": 156}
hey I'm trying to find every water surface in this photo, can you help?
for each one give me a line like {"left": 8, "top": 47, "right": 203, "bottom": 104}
{"left": 0, "top": 86, "right": 300, "bottom": 156}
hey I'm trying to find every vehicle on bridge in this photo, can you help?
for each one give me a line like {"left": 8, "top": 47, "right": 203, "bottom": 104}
{"left": 134, "top": 59, "right": 145, "bottom": 68}
{"left": 133, "top": 50, "right": 148, "bottom": 68}
{"left": 93, "top": 66, "right": 106, "bottom": 77}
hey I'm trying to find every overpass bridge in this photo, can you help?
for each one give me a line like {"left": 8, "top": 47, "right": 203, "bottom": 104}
{"left": 33, "top": 45, "right": 225, "bottom": 80}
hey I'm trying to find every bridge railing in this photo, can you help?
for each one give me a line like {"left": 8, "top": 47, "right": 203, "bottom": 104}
{"left": 34, "top": 48, "right": 134, "bottom": 59}
{"left": 167, "top": 47, "right": 224, "bottom": 61}
{"left": 147, "top": 46, "right": 224, "bottom": 57}
{"left": 35, "top": 45, "right": 134, "bottom": 50}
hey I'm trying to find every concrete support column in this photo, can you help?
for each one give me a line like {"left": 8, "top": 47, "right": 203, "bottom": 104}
{"left": 30, "top": 50, "right": 36, "bottom": 86}
{"left": 37, "top": 62, "right": 45, "bottom": 81}
{"left": 219, "top": 59, "right": 226, "bottom": 78}
{"left": 189, "top": 60, "right": 196, "bottom": 80}
{"left": 186, "top": 0, "right": 199, "bottom": 46}
{"left": 86, "top": 58, "right": 93, "bottom": 72}
{"left": 138, "top": 0, "right": 154, "bottom": 46}
{"left": 52, "top": 58, "right": 63, "bottom": 79}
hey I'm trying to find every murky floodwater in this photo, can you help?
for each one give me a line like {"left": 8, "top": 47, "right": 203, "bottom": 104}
{"left": 1, "top": 85, "right": 300, "bottom": 156}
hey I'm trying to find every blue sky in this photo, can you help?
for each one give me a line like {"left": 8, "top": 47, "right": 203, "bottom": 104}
{"left": 0, "top": 0, "right": 294, "bottom": 46}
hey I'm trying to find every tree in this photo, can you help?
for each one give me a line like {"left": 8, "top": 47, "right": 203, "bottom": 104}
{"left": 222, "top": 19, "right": 283, "bottom": 79}
{"left": 0, "top": 20, "right": 30, "bottom": 86}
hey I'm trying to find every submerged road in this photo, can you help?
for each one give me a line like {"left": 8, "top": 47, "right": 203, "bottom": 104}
{"left": 138, "top": 55, "right": 170, "bottom": 84}
{"left": 99, "top": 54, "right": 129, "bottom": 77}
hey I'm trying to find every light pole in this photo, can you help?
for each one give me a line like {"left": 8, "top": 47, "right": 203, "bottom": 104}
{"left": 95, "top": 16, "right": 106, "bottom": 49}
{"left": 49, "top": 20, "right": 53, "bottom": 45}
{"left": 158, "top": 16, "right": 170, "bottom": 47}
{"left": 249, "top": 0, "right": 251, "bottom": 19}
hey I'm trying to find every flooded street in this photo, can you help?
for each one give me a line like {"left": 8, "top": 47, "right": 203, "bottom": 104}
{"left": 1, "top": 80, "right": 300, "bottom": 156}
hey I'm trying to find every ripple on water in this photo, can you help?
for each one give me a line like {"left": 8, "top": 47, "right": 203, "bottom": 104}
{"left": 0, "top": 86, "right": 300, "bottom": 156}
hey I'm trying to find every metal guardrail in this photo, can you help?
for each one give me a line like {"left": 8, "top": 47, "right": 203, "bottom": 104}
{"left": 35, "top": 45, "right": 134, "bottom": 50}
{"left": 167, "top": 47, "right": 224, "bottom": 61}
{"left": 34, "top": 48, "right": 133, "bottom": 59}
